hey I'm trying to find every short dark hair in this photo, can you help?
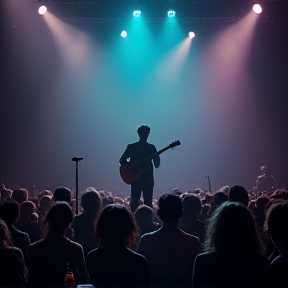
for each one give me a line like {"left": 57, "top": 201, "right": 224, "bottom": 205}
{"left": 134, "top": 205, "right": 154, "bottom": 227}
{"left": 95, "top": 204, "right": 139, "bottom": 249}
{"left": 11, "top": 188, "right": 28, "bottom": 204}
{"left": 157, "top": 194, "right": 182, "bottom": 223}
{"left": 0, "top": 201, "right": 20, "bottom": 225}
{"left": 81, "top": 191, "right": 102, "bottom": 213}
{"left": 229, "top": 185, "right": 249, "bottom": 207}
{"left": 267, "top": 201, "right": 288, "bottom": 249}
{"left": 44, "top": 202, "right": 73, "bottom": 235}
{"left": 19, "top": 201, "right": 36, "bottom": 217}
{"left": 53, "top": 187, "right": 72, "bottom": 203}
{"left": 182, "top": 194, "right": 202, "bottom": 217}
{"left": 39, "top": 195, "right": 52, "bottom": 209}
{"left": 137, "top": 125, "right": 150, "bottom": 137}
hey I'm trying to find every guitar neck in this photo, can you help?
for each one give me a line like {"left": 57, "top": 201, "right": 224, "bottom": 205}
{"left": 140, "top": 146, "right": 172, "bottom": 163}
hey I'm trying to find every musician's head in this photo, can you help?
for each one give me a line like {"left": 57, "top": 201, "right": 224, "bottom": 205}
{"left": 157, "top": 194, "right": 183, "bottom": 224}
{"left": 137, "top": 124, "right": 150, "bottom": 141}
{"left": 261, "top": 166, "right": 268, "bottom": 175}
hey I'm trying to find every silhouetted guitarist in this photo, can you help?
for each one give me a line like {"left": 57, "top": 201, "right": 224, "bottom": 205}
{"left": 120, "top": 125, "right": 160, "bottom": 212}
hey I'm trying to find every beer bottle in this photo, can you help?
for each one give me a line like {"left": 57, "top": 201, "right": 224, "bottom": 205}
{"left": 65, "top": 263, "right": 75, "bottom": 288}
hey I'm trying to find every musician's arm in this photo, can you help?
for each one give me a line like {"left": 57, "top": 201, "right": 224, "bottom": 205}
{"left": 153, "top": 155, "right": 160, "bottom": 168}
{"left": 152, "top": 145, "right": 160, "bottom": 168}
{"left": 119, "top": 145, "right": 131, "bottom": 164}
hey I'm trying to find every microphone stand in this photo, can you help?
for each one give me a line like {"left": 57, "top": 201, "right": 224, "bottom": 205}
{"left": 72, "top": 157, "right": 84, "bottom": 215}
{"left": 206, "top": 175, "right": 211, "bottom": 193}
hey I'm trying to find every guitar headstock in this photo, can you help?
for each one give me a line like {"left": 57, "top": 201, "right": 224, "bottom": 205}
{"left": 169, "top": 140, "right": 181, "bottom": 149}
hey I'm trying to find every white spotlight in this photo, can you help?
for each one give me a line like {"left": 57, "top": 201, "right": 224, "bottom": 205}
{"left": 253, "top": 4, "right": 262, "bottom": 14}
{"left": 38, "top": 6, "right": 47, "bottom": 15}
{"left": 121, "top": 31, "right": 127, "bottom": 38}
{"left": 188, "top": 31, "right": 196, "bottom": 39}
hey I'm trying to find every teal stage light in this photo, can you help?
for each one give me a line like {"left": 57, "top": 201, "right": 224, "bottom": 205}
{"left": 133, "top": 10, "right": 141, "bottom": 17}
{"left": 121, "top": 31, "right": 127, "bottom": 38}
{"left": 188, "top": 31, "right": 196, "bottom": 39}
{"left": 167, "top": 10, "right": 176, "bottom": 17}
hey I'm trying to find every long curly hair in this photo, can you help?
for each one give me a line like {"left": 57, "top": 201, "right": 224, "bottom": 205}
{"left": 204, "top": 202, "right": 264, "bottom": 256}
{"left": 94, "top": 204, "right": 139, "bottom": 250}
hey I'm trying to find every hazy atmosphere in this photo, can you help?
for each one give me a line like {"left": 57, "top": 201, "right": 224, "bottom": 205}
{"left": 1, "top": 0, "right": 288, "bottom": 196}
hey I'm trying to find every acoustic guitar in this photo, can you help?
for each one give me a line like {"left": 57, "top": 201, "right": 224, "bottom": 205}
{"left": 119, "top": 140, "right": 181, "bottom": 185}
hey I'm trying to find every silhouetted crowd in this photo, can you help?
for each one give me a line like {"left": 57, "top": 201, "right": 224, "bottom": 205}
{"left": 0, "top": 183, "right": 288, "bottom": 288}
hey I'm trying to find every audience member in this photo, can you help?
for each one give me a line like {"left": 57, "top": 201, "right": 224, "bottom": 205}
{"left": 11, "top": 188, "right": 29, "bottom": 204}
{"left": 87, "top": 204, "right": 149, "bottom": 288}
{"left": 0, "top": 220, "right": 27, "bottom": 287}
{"left": 26, "top": 202, "right": 87, "bottom": 288}
{"left": 198, "top": 204, "right": 210, "bottom": 223}
{"left": 38, "top": 195, "right": 52, "bottom": 221}
{"left": 134, "top": 205, "right": 161, "bottom": 236}
{"left": 53, "top": 187, "right": 74, "bottom": 239}
{"left": 14, "top": 201, "right": 42, "bottom": 243}
{"left": 229, "top": 185, "right": 249, "bottom": 207}
{"left": 267, "top": 201, "right": 288, "bottom": 288}
{"left": 53, "top": 187, "right": 72, "bottom": 204}
{"left": 1, "top": 188, "right": 13, "bottom": 202}
{"left": 179, "top": 194, "right": 205, "bottom": 243}
{"left": 209, "top": 191, "right": 228, "bottom": 216}
{"left": 192, "top": 202, "right": 269, "bottom": 288}
{"left": 73, "top": 190, "right": 102, "bottom": 256}
{"left": 138, "top": 194, "right": 202, "bottom": 288}
{"left": 254, "top": 197, "right": 270, "bottom": 233}
{"left": 0, "top": 201, "right": 30, "bottom": 255}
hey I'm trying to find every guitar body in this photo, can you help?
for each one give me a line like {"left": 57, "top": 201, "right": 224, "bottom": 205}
{"left": 119, "top": 140, "right": 181, "bottom": 185}
{"left": 119, "top": 162, "right": 151, "bottom": 185}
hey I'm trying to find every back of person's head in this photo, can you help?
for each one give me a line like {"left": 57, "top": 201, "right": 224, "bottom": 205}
{"left": 0, "top": 220, "right": 13, "bottom": 247}
{"left": 81, "top": 190, "right": 102, "bottom": 214}
{"left": 205, "top": 202, "right": 263, "bottom": 256}
{"left": 219, "top": 186, "right": 230, "bottom": 195}
{"left": 53, "top": 187, "right": 72, "bottom": 203}
{"left": 44, "top": 202, "right": 73, "bottom": 236}
{"left": 229, "top": 185, "right": 249, "bottom": 207}
{"left": 270, "top": 189, "right": 288, "bottom": 201}
{"left": 28, "top": 197, "right": 38, "bottom": 207}
{"left": 267, "top": 201, "right": 288, "bottom": 251}
{"left": 0, "top": 201, "right": 20, "bottom": 225}
{"left": 1, "top": 189, "right": 12, "bottom": 200}
{"left": 101, "top": 196, "right": 114, "bottom": 208}
{"left": 255, "top": 196, "right": 270, "bottom": 211}
{"left": 201, "top": 204, "right": 211, "bottom": 215}
{"left": 157, "top": 194, "right": 183, "bottom": 223}
{"left": 38, "top": 190, "right": 53, "bottom": 201}
{"left": 182, "top": 194, "right": 202, "bottom": 218}
{"left": 137, "top": 124, "right": 150, "bottom": 139}
{"left": 11, "top": 188, "right": 28, "bottom": 204}
{"left": 134, "top": 205, "right": 154, "bottom": 227}
{"left": 39, "top": 195, "right": 52, "bottom": 209}
{"left": 19, "top": 201, "right": 36, "bottom": 218}
{"left": 210, "top": 192, "right": 228, "bottom": 213}
{"left": 95, "top": 204, "right": 139, "bottom": 249}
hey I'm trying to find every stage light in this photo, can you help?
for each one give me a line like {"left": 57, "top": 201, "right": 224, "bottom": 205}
{"left": 188, "top": 31, "right": 195, "bottom": 39}
{"left": 253, "top": 4, "right": 262, "bottom": 14}
{"left": 133, "top": 10, "right": 141, "bottom": 17}
{"left": 38, "top": 6, "right": 47, "bottom": 15}
{"left": 121, "top": 31, "right": 127, "bottom": 38}
{"left": 167, "top": 10, "right": 176, "bottom": 17}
